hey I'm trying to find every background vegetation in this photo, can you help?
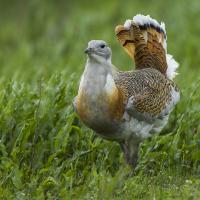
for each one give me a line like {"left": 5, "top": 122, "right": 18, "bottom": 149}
{"left": 0, "top": 0, "right": 200, "bottom": 199}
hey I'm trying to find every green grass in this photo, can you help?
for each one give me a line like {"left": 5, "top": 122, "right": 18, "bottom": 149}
{"left": 0, "top": 0, "right": 200, "bottom": 199}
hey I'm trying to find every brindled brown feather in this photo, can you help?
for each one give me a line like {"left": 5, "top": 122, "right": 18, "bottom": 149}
{"left": 146, "top": 32, "right": 167, "bottom": 74}
{"left": 114, "top": 68, "right": 175, "bottom": 118}
{"left": 115, "top": 25, "right": 135, "bottom": 61}
{"left": 115, "top": 22, "right": 168, "bottom": 75}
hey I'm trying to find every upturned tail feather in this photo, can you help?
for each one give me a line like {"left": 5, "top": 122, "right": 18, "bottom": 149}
{"left": 115, "top": 14, "right": 179, "bottom": 80}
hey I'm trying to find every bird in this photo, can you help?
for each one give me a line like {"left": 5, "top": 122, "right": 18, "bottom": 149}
{"left": 73, "top": 14, "right": 180, "bottom": 167}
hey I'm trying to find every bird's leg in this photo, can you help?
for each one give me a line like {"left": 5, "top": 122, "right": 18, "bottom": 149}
{"left": 120, "top": 140, "right": 140, "bottom": 168}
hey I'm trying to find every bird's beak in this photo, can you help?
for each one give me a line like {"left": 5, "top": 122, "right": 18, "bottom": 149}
{"left": 84, "top": 47, "right": 92, "bottom": 54}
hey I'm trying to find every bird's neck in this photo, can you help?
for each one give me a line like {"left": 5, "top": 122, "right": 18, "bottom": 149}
{"left": 76, "top": 58, "right": 124, "bottom": 138}
{"left": 88, "top": 53, "right": 112, "bottom": 65}
{"left": 79, "top": 58, "right": 115, "bottom": 99}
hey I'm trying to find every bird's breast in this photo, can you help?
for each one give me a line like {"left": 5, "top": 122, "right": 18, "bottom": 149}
{"left": 76, "top": 70, "right": 125, "bottom": 137}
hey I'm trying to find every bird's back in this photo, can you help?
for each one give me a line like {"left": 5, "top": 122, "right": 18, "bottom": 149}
{"left": 115, "top": 68, "right": 179, "bottom": 119}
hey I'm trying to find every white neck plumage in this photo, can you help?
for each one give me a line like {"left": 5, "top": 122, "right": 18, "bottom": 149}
{"left": 87, "top": 53, "right": 112, "bottom": 65}
{"left": 78, "top": 54, "right": 117, "bottom": 103}
{"left": 80, "top": 57, "right": 111, "bottom": 92}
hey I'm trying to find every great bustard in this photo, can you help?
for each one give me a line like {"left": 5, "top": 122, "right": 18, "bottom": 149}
{"left": 73, "top": 14, "right": 180, "bottom": 167}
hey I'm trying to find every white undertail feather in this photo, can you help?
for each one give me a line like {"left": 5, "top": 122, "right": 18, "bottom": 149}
{"left": 166, "top": 54, "right": 179, "bottom": 80}
{"left": 124, "top": 14, "right": 179, "bottom": 80}
{"left": 124, "top": 20, "right": 132, "bottom": 29}
{"left": 133, "top": 14, "right": 166, "bottom": 34}
{"left": 133, "top": 14, "right": 167, "bottom": 51}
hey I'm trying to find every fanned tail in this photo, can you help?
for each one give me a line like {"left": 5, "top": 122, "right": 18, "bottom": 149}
{"left": 115, "top": 14, "right": 179, "bottom": 80}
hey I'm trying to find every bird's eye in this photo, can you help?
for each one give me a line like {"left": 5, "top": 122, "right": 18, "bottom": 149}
{"left": 100, "top": 44, "right": 106, "bottom": 48}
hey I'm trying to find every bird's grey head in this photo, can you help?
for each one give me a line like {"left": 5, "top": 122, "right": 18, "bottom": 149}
{"left": 85, "top": 40, "right": 112, "bottom": 63}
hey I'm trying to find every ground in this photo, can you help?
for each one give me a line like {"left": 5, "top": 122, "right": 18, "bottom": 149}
{"left": 0, "top": 0, "right": 199, "bottom": 199}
